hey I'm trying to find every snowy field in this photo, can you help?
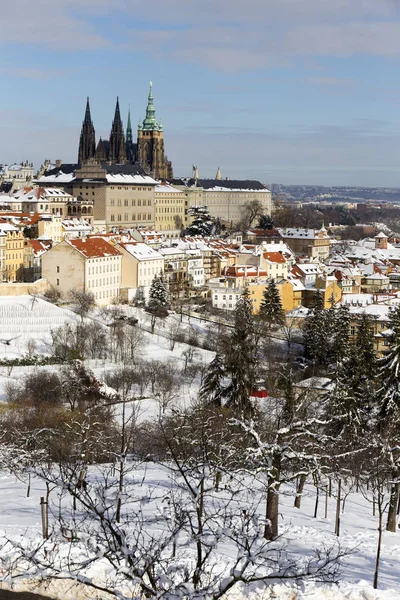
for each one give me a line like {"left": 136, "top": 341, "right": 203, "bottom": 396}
{"left": 0, "top": 296, "right": 80, "bottom": 359}
{"left": 0, "top": 468, "right": 399, "bottom": 599}
{"left": 0, "top": 297, "right": 399, "bottom": 599}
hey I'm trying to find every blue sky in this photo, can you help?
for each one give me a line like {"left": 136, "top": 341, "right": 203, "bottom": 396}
{"left": 2, "top": 0, "right": 400, "bottom": 186}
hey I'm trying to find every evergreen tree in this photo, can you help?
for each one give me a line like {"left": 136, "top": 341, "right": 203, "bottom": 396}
{"left": 148, "top": 273, "right": 169, "bottom": 308}
{"left": 303, "top": 291, "right": 329, "bottom": 364}
{"left": 199, "top": 354, "right": 225, "bottom": 406}
{"left": 377, "top": 305, "right": 400, "bottom": 420}
{"left": 259, "top": 279, "right": 285, "bottom": 329}
{"left": 330, "top": 304, "right": 351, "bottom": 365}
{"left": 147, "top": 273, "right": 169, "bottom": 333}
{"left": 185, "top": 207, "right": 219, "bottom": 237}
{"left": 256, "top": 214, "right": 274, "bottom": 230}
{"left": 224, "top": 287, "right": 257, "bottom": 414}
{"left": 374, "top": 305, "right": 400, "bottom": 531}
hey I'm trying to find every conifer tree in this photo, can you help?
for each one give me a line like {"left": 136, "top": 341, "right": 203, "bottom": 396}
{"left": 147, "top": 273, "right": 169, "bottom": 333}
{"left": 375, "top": 305, "right": 400, "bottom": 532}
{"left": 330, "top": 304, "right": 351, "bottom": 365}
{"left": 199, "top": 354, "right": 225, "bottom": 406}
{"left": 259, "top": 279, "right": 285, "bottom": 330}
{"left": 303, "top": 290, "right": 328, "bottom": 364}
{"left": 224, "top": 287, "right": 257, "bottom": 413}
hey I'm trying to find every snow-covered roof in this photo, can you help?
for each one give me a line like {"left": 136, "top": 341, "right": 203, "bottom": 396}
{"left": 106, "top": 174, "right": 157, "bottom": 185}
{"left": 340, "top": 294, "right": 374, "bottom": 306}
{"left": 120, "top": 242, "right": 163, "bottom": 261}
{"left": 155, "top": 184, "right": 184, "bottom": 194}
{"left": 204, "top": 185, "right": 270, "bottom": 193}
{"left": 295, "top": 377, "right": 334, "bottom": 392}
{"left": 62, "top": 218, "right": 92, "bottom": 231}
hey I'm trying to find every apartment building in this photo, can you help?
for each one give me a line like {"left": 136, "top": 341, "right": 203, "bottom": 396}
{"left": 42, "top": 237, "right": 122, "bottom": 305}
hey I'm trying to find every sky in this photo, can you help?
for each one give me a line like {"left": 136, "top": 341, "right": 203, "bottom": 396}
{"left": 2, "top": 0, "right": 400, "bottom": 186}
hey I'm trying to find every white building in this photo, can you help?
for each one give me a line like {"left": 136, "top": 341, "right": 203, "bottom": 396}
{"left": 116, "top": 241, "right": 164, "bottom": 302}
{"left": 42, "top": 238, "right": 122, "bottom": 305}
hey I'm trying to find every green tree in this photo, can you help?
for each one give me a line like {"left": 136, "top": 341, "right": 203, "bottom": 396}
{"left": 303, "top": 291, "right": 328, "bottom": 364}
{"left": 374, "top": 305, "right": 400, "bottom": 532}
{"left": 146, "top": 273, "right": 169, "bottom": 333}
{"left": 259, "top": 279, "right": 285, "bottom": 330}
{"left": 224, "top": 287, "right": 258, "bottom": 414}
{"left": 257, "top": 214, "right": 274, "bottom": 230}
{"left": 199, "top": 354, "right": 225, "bottom": 406}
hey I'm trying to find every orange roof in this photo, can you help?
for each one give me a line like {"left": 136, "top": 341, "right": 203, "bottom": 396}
{"left": 225, "top": 265, "right": 268, "bottom": 277}
{"left": 69, "top": 238, "right": 121, "bottom": 258}
{"left": 263, "top": 252, "right": 286, "bottom": 263}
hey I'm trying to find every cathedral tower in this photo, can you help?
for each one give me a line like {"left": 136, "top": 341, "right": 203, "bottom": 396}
{"left": 137, "top": 82, "right": 173, "bottom": 179}
{"left": 78, "top": 97, "right": 96, "bottom": 165}
{"left": 125, "top": 107, "right": 137, "bottom": 163}
{"left": 109, "top": 97, "right": 127, "bottom": 164}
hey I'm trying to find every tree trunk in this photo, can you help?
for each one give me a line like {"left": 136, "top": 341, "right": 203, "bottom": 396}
{"left": 313, "top": 483, "right": 319, "bottom": 518}
{"left": 386, "top": 482, "right": 400, "bottom": 532}
{"left": 374, "top": 495, "right": 384, "bottom": 589}
{"left": 335, "top": 478, "right": 341, "bottom": 536}
{"left": 294, "top": 474, "right": 306, "bottom": 509}
{"left": 264, "top": 485, "right": 280, "bottom": 540}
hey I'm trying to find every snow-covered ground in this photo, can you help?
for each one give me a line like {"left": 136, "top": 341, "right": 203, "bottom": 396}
{"left": 0, "top": 468, "right": 398, "bottom": 599}
{"left": 0, "top": 296, "right": 80, "bottom": 360}
{"left": 0, "top": 296, "right": 399, "bottom": 599}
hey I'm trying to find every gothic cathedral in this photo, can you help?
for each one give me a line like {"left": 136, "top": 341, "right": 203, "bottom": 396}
{"left": 77, "top": 83, "right": 173, "bottom": 179}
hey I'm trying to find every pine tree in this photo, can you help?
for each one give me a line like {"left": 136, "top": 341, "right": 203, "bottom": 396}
{"left": 224, "top": 287, "right": 257, "bottom": 414}
{"left": 259, "top": 279, "right": 285, "bottom": 329}
{"left": 330, "top": 304, "right": 351, "bottom": 365}
{"left": 147, "top": 273, "right": 169, "bottom": 333}
{"left": 148, "top": 273, "right": 169, "bottom": 308}
{"left": 375, "top": 305, "right": 400, "bottom": 532}
{"left": 199, "top": 354, "right": 225, "bottom": 406}
{"left": 257, "top": 214, "right": 274, "bottom": 230}
{"left": 377, "top": 305, "right": 400, "bottom": 419}
{"left": 303, "top": 290, "right": 329, "bottom": 364}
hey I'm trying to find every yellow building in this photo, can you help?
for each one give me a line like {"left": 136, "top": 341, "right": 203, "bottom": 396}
{"left": 303, "top": 276, "right": 342, "bottom": 308}
{"left": 154, "top": 183, "right": 185, "bottom": 234}
{"left": 5, "top": 229, "right": 25, "bottom": 282}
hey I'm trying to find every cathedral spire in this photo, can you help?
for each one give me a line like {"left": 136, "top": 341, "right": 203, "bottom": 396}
{"left": 125, "top": 106, "right": 137, "bottom": 163}
{"left": 78, "top": 96, "right": 96, "bottom": 165}
{"left": 126, "top": 106, "right": 133, "bottom": 144}
{"left": 141, "top": 81, "right": 162, "bottom": 131}
{"left": 109, "top": 97, "right": 127, "bottom": 164}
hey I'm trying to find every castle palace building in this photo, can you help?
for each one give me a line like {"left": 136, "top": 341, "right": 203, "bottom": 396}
{"left": 77, "top": 83, "right": 173, "bottom": 180}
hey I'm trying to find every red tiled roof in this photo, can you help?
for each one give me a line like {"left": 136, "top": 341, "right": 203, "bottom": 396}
{"left": 225, "top": 265, "right": 268, "bottom": 277}
{"left": 263, "top": 252, "right": 286, "bottom": 263}
{"left": 69, "top": 238, "right": 121, "bottom": 258}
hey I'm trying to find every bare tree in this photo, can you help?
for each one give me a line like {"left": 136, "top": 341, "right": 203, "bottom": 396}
{"left": 69, "top": 289, "right": 96, "bottom": 321}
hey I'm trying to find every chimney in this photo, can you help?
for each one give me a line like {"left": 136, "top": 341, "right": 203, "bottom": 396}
{"left": 55, "top": 159, "right": 62, "bottom": 168}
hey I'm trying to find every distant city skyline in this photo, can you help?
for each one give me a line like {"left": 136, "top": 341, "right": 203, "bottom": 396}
{"left": 2, "top": 1, "right": 400, "bottom": 186}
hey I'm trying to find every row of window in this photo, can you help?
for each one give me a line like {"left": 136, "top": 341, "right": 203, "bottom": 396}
{"left": 88, "top": 277, "right": 119, "bottom": 287}
{"left": 88, "top": 263, "right": 119, "bottom": 275}
{"left": 110, "top": 199, "right": 152, "bottom": 207}
{"left": 110, "top": 214, "right": 152, "bottom": 222}
{"left": 109, "top": 187, "right": 151, "bottom": 192}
